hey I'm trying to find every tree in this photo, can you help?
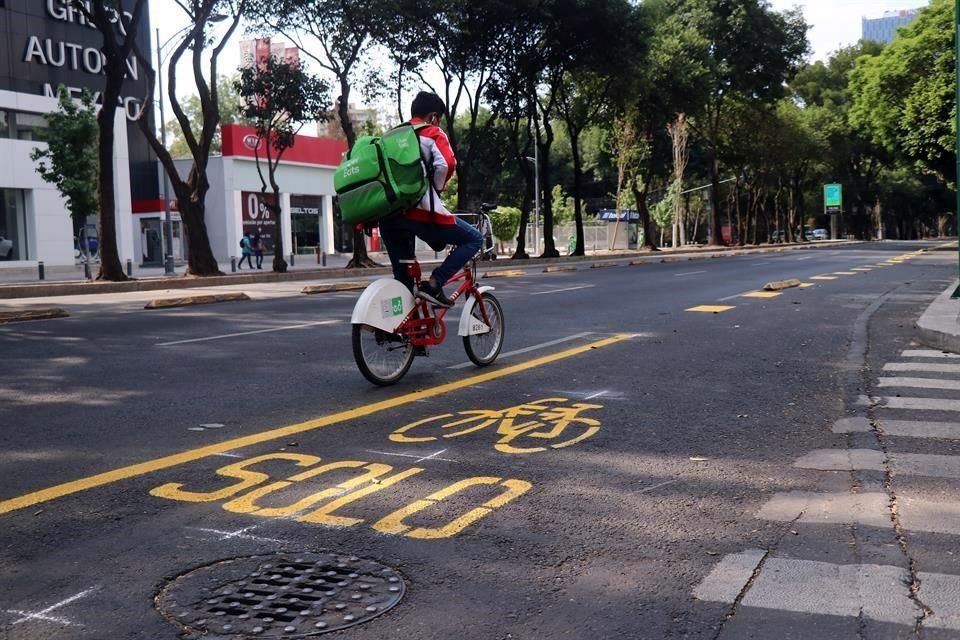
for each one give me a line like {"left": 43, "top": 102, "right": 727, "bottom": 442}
{"left": 236, "top": 56, "right": 331, "bottom": 272}
{"left": 132, "top": 0, "right": 247, "bottom": 276}
{"left": 850, "top": 0, "right": 956, "bottom": 187}
{"left": 68, "top": 0, "right": 149, "bottom": 281}
{"left": 30, "top": 87, "right": 99, "bottom": 252}
{"left": 489, "top": 206, "right": 521, "bottom": 254}
{"left": 247, "top": 0, "right": 383, "bottom": 268}
{"left": 166, "top": 74, "right": 247, "bottom": 158}
{"left": 669, "top": 0, "right": 808, "bottom": 245}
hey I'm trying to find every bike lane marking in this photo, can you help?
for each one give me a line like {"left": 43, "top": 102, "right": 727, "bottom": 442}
{"left": 155, "top": 319, "right": 340, "bottom": 347}
{"left": 0, "top": 333, "right": 635, "bottom": 517}
{"left": 447, "top": 332, "right": 595, "bottom": 370}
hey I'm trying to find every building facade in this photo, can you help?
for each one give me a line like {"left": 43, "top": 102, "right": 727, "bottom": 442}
{"left": 862, "top": 8, "right": 922, "bottom": 45}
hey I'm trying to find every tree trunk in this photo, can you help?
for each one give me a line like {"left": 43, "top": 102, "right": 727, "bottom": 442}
{"left": 708, "top": 148, "right": 723, "bottom": 246}
{"left": 95, "top": 87, "right": 128, "bottom": 281}
{"left": 631, "top": 181, "right": 658, "bottom": 251}
{"left": 539, "top": 122, "right": 559, "bottom": 258}
{"left": 569, "top": 127, "right": 585, "bottom": 257}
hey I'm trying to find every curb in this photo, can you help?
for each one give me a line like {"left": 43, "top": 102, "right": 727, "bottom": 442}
{"left": 543, "top": 265, "right": 577, "bottom": 273}
{"left": 144, "top": 292, "right": 251, "bottom": 310}
{"left": 0, "top": 308, "right": 69, "bottom": 323}
{"left": 916, "top": 279, "right": 960, "bottom": 354}
{"left": 0, "top": 240, "right": 862, "bottom": 301}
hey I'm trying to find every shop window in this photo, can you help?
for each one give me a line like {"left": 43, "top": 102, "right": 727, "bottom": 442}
{"left": 0, "top": 190, "right": 29, "bottom": 261}
{"left": 14, "top": 113, "right": 47, "bottom": 141}
{"left": 0, "top": 110, "right": 8, "bottom": 139}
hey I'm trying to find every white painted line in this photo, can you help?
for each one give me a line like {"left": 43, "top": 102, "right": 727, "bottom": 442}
{"left": 696, "top": 555, "right": 918, "bottom": 626}
{"left": 530, "top": 285, "right": 596, "bottom": 296}
{"left": 878, "top": 419, "right": 960, "bottom": 440}
{"left": 7, "top": 585, "right": 100, "bottom": 627}
{"left": 878, "top": 377, "right": 960, "bottom": 391}
{"left": 883, "top": 362, "right": 960, "bottom": 374}
{"left": 878, "top": 396, "right": 960, "bottom": 412}
{"left": 213, "top": 452, "right": 245, "bottom": 459}
{"left": 157, "top": 320, "right": 340, "bottom": 347}
{"left": 717, "top": 293, "right": 744, "bottom": 302}
{"left": 584, "top": 390, "right": 609, "bottom": 400}
{"left": 415, "top": 449, "right": 450, "bottom": 464}
{"left": 674, "top": 270, "right": 707, "bottom": 277}
{"left": 832, "top": 417, "right": 872, "bottom": 433}
{"left": 756, "top": 492, "right": 891, "bottom": 528}
{"left": 899, "top": 496, "right": 960, "bottom": 536}
{"left": 693, "top": 549, "right": 766, "bottom": 603}
{"left": 793, "top": 449, "right": 886, "bottom": 471}
{"left": 447, "top": 332, "right": 596, "bottom": 370}
{"left": 365, "top": 450, "right": 458, "bottom": 463}
{"left": 893, "top": 453, "right": 960, "bottom": 479}
{"left": 190, "top": 526, "right": 291, "bottom": 545}
{"left": 902, "top": 349, "right": 960, "bottom": 359}
{"left": 635, "top": 479, "right": 680, "bottom": 495}
{"left": 918, "top": 572, "right": 960, "bottom": 630}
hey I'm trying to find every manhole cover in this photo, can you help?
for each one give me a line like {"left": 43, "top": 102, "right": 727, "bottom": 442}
{"left": 156, "top": 552, "right": 405, "bottom": 638}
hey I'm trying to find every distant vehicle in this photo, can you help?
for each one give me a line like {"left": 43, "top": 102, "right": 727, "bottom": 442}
{"left": 804, "top": 230, "right": 814, "bottom": 241}
{"left": 812, "top": 228, "right": 828, "bottom": 241}
{"left": 0, "top": 235, "right": 12, "bottom": 260}
{"left": 770, "top": 231, "right": 785, "bottom": 243}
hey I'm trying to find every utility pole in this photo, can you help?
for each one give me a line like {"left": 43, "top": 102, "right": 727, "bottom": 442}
{"left": 955, "top": 0, "right": 960, "bottom": 295}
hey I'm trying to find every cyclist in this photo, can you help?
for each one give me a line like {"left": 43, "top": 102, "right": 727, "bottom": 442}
{"left": 378, "top": 91, "right": 482, "bottom": 308}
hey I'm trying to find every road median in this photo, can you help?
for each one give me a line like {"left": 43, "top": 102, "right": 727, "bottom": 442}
{"left": 0, "top": 308, "right": 68, "bottom": 323}
{"left": 144, "top": 292, "right": 250, "bottom": 309}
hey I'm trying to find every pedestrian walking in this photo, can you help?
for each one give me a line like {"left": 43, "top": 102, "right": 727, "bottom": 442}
{"left": 239, "top": 233, "right": 253, "bottom": 269}
{"left": 253, "top": 232, "right": 264, "bottom": 269}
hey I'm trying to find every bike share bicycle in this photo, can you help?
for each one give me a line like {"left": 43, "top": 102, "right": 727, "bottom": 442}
{"left": 350, "top": 204, "right": 504, "bottom": 386}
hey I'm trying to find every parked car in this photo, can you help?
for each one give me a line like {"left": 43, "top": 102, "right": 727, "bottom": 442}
{"left": 812, "top": 228, "right": 828, "bottom": 241}
{"left": 804, "top": 230, "right": 814, "bottom": 241}
{"left": 0, "top": 235, "right": 12, "bottom": 260}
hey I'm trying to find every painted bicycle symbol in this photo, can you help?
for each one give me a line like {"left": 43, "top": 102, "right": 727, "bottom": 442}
{"left": 389, "top": 398, "right": 603, "bottom": 454}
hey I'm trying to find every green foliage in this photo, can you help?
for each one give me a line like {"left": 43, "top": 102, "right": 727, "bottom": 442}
{"left": 651, "top": 183, "right": 677, "bottom": 230}
{"left": 849, "top": 0, "right": 956, "bottom": 185}
{"left": 30, "top": 86, "right": 98, "bottom": 235}
{"left": 551, "top": 184, "right": 575, "bottom": 224}
{"left": 490, "top": 206, "right": 521, "bottom": 242}
{"left": 167, "top": 75, "right": 247, "bottom": 159}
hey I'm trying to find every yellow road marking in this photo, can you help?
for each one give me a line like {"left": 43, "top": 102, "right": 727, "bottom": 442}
{"left": 740, "top": 291, "right": 783, "bottom": 299}
{"left": 833, "top": 272, "right": 858, "bottom": 276}
{"left": 687, "top": 305, "right": 735, "bottom": 313}
{"left": 799, "top": 283, "right": 816, "bottom": 288}
{"left": 0, "top": 334, "right": 634, "bottom": 517}
{"left": 482, "top": 270, "right": 527, "bottom": 278}
{"left": 810, "top": 276, "right": 837, "bottom": 281}
{"left": 852, "top": 268, "right": 873, "bottom": 272}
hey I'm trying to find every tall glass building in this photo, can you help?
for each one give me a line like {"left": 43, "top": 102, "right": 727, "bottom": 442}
{"left": 861, "top": 8, "right": 922, "bottom": 45}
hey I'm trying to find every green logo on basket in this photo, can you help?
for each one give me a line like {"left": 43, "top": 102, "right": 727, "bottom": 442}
{"left": 391, "top": 297, "right": 403, "bottom": 316}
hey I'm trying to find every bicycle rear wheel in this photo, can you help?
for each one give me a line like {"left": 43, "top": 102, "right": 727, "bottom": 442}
{"left": 463, "top": 293, "right": 504, "bottom": 366}
{"left": 353, "top": 324, "right": 414, "bottom": 386}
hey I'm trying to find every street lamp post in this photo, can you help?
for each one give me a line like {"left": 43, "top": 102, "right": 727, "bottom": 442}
{"left": 156, "top": 27, "right": 175, "bottom": 275}
{"left": 525, "top": 147, "right": 540, "bottom": 256}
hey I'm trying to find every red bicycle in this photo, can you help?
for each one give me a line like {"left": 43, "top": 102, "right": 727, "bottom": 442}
{"left": 350, "top": 211, "right": 505, "bottom": 386}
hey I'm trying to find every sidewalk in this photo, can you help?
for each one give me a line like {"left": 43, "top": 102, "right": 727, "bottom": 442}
{"left": 917, "top": 278, "right": 960, "bottom": 353}
{"left": 0, "top": 240, "right": 861, "bottom": 302}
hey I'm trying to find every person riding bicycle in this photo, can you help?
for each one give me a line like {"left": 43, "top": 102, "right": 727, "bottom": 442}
{"left": 379, "top": 91, "right": 483, "bottom": 308}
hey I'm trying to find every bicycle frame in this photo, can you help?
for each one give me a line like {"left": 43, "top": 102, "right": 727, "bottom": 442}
{"left": 394, "top": 259, "right": 493, "bottom": 348}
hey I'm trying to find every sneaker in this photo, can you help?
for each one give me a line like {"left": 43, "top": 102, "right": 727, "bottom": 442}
{"left": 413, "top": 345, "right": 428, "bottom": 357}
{"left": 417, "top": 281, "right": 454, "bottom": 308}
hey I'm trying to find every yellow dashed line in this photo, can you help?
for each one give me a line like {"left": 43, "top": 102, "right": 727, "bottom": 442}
{"left": 687, "top": 305, "right": 735, "bottom": 313}
{"left": 799, "top": 283, "right": 816, "bottom": 288}
{"left": 810, "top": 276, "right": 838, "bottom": 281}
{"left": 833, "top": 272, "right": 858, "bottom": 276}
{"left": 740, "top": 291, "right": 783, "bottom": 299}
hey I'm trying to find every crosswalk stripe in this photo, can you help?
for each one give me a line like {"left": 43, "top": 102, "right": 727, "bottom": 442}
{"left": 758, "top": 491, "right": 960, "bottom": 536}
{"left": 877, "top": 396, "right": 960, "bottom": 411}
{"left": 794, "top": 449, "right": 960, "bottom": 478}
{"left": 884, "top": 362, "right": 960, "bottom": 373}
{"left": 878, "top": 377, "right": 960, "bottom": 391}
{"left": 694, "top": 552, "right": 919, "bottom": 626}
{"left": 878, "top": 419, "right": 960, "bottom": 439}
{"left": 902, "top": 349, "right": 960, "bottom": 359}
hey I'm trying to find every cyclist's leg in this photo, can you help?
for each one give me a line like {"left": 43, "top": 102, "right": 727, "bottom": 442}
{"left": 379, "top": 217, "right": 417, "bottom": 291}
{"left": 416, "top": 217, "right": 482, "bottom": 286}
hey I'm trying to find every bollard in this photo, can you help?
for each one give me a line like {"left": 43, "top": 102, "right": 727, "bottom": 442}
{"left": 38, "top": 261, "right": 45, "bottom": 281}
{"left": 289, "top": 253, "right": 295, "bottom": 267}
{"left": 321, "top": 251, "right": 326, "bottom": 267}
{"left": 83, "top": 261, "right": 91, "bottom": 280}
{"left": 316, "top": 245, "right": 321, "bottom": 264}
{"left": 231, "top": 257, "right": 237, "bottom": 273}
{"left": 126, "top": 259, "right": 132, "bottom": 276}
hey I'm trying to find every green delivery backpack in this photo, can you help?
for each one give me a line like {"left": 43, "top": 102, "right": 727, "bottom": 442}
{"left": 334, "top": 123, "right": 429, "bottom": 225}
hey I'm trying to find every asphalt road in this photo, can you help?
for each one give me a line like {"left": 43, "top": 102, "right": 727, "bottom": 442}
{"left": 1, "top": 241, "right": 958, "bottom": 640}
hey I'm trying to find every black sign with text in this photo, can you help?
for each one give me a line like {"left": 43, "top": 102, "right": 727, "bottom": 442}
{"left": 0, "top": 0, "right": 157, "bottom": 199}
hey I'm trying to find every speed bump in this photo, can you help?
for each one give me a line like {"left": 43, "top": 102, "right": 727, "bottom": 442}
{"left": 144, "top": 292, "right": 250, "bottom": 309}
{"left": 0, "top": 308, "right": 69, "bottom": 323}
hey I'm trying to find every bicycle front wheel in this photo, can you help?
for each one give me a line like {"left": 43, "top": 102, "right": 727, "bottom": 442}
{"left": 463, "top": 293, "right": 504, "bottom": 366}
{"left": 352, "top": 324, "right": 414, "bottom": 386}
